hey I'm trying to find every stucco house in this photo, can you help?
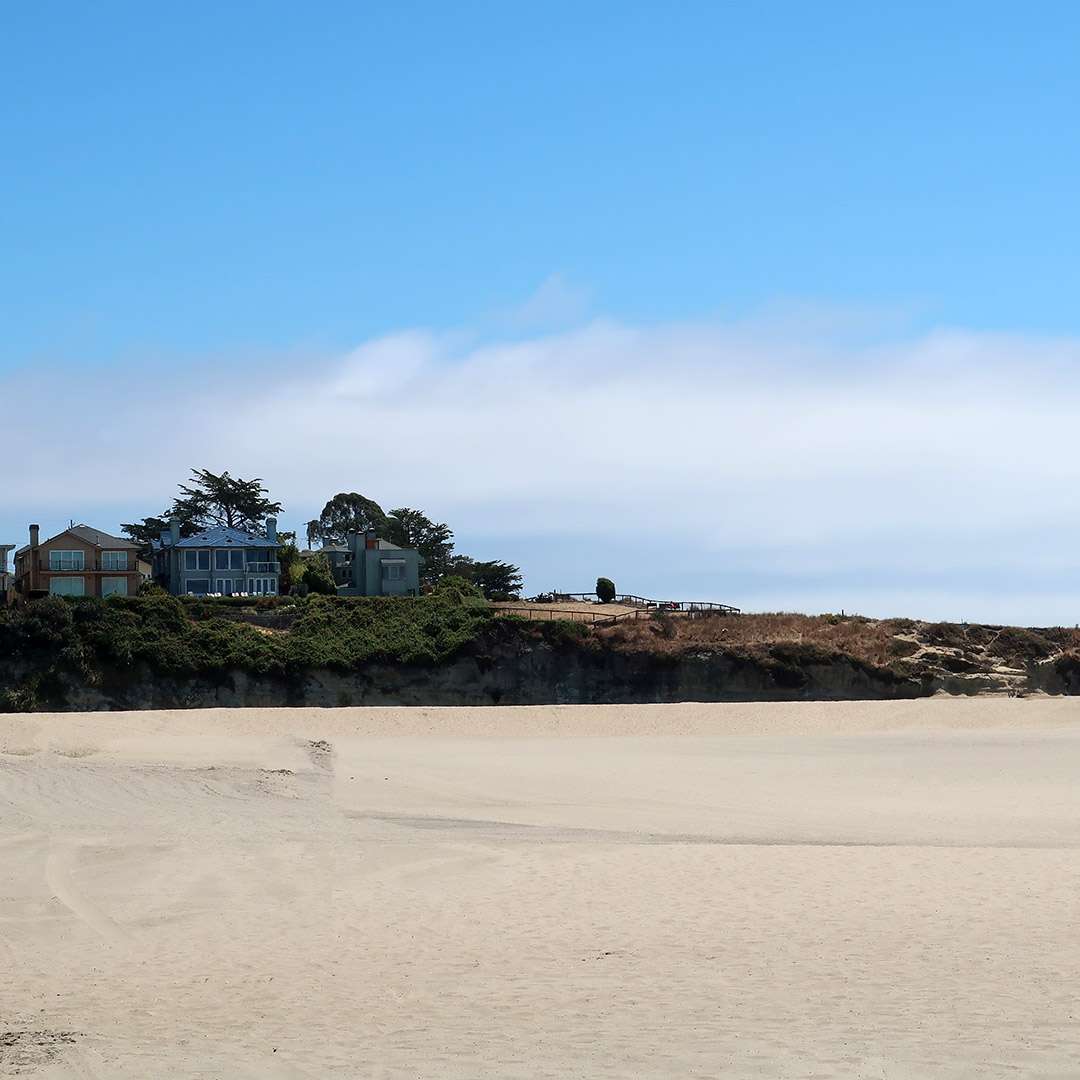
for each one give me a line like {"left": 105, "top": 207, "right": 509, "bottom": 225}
{"left": 153, "top": 518, "right": 281, "bottom": 596}
{"left": 324, "top": 529, "right": 422, "bottom": 597}
{"left": 13, "top": 524, "right": 143, "bottom": 598}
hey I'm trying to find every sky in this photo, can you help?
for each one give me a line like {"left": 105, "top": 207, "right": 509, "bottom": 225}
{"left": 3, "top": 2, "right": 1080, "bottom": 624}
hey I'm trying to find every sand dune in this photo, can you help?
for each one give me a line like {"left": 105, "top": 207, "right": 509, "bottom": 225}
{"left": 2, "top": 700, "right": 1080, "bottom": 1077}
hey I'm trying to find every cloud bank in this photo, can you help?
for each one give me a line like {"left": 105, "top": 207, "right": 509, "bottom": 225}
{"left": 4, "top": 307, "right": 1080, "bottom": 623}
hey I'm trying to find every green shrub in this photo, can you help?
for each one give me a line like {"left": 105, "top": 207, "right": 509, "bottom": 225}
{"left": 434, "top": 575, "right": 484, "bottom": 603}
{"left": 302, "top": 553, "right": 338, "bottom": 596}
{"left": 596, "top": 577, "right": 616, "bottom": 603}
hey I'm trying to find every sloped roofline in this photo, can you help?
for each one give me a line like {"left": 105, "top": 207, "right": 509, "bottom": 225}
{"left": 173, "top": 525, "right": 276, "bottom": 548}
{"left": 14, "top": 524, "right": 139, "bottom": 557}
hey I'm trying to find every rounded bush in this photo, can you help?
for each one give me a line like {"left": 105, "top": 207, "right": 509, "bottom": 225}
{"left": 596, "top": 577, "right": 616, "bottom": 603}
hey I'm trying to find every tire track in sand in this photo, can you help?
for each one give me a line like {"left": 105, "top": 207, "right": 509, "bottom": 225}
{"left": 45, "top": 839, "right": 128, "bottom": 942}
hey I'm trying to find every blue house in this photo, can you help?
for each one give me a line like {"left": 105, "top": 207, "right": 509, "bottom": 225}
{"left": 154, "top": 518, "right": 281, "bottom": 596}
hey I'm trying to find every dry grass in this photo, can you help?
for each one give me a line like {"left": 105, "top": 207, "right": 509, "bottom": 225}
{"left": 593, "top": 611, "right": 1080, "bottom": 683}
{"left": 595, "top": 612, "right": 916, "bottom": 670}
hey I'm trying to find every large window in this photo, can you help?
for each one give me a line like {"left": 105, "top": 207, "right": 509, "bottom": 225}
{"left": 102, "top": 551, "right": 128, "bottom": 571}
{"left": 184, "top": 550, "right": 211, "bottom": 571}
{"left": 185, "top": 579, "right": 211, "bottom": 595}
{"left": 50, "top": 577, "right": 85, "bottom": 596}
{"left": 49, "top": 550, "right": 85, "bottom": 571}
{"left": 102, "top": 577, "right": 128, "bottom": 597}
{"left": 381, "top": 561, "right": 404, "bottom": 580}
{"left": 215, "top": 549, "right": 245, "bottom": 570}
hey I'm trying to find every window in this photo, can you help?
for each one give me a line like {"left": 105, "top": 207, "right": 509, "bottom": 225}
{"left": 231, "top": 550, "right": 245, "bottom": 570}
{"left": 102, "top": 577, "right": 128, "bottom": 597}
{"left": 50, "top": 577, "right": 85, "bottom": 596}
{"left": 102, "top": 551, "right": 128, "bottom": 571}
{"left": 184, "top": 550, "right": 211, "bottom": 571}
{"left": 381, "top": 561, "right": 404, "bottom": 580}
{"left": 186, "top": 579, "right": 211, "bottom": 595}
{"left": 215, "top": 579, "right": 233, "bottom": 594}
{"left": 50, "top": 550, "right": 85, "bottom": 571}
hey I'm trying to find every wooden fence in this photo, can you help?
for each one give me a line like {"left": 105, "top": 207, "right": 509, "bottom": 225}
{"left": 496, "top": 598, "right": 740, "bottom": 627}
{"left": 495, "top": 605, "right": 643, "bottom": 626}
{"left": 522, "top": 592, "right": 741, "bottom": 616}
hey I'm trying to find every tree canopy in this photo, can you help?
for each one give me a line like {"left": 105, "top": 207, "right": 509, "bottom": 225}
{"left": 123, "top": 469, "right": 283, "bottom": 547}
{"left": 310, "top": 494, "right": 454, "bottom": 585}
{"left": 448, "top": 556, "right": 523, "bottom": 600}
{"left": 384, "top": 507, "right": 454, "bottom": 585}
{"left": 307, "top": 491, "right": 522, "bottom": 592}
{"left": 310, "top": 492, "right": 388, "bottom": 547}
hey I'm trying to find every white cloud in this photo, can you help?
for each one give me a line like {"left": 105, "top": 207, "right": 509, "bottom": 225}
{"left": 4, "top": 304, "right": 1080, "bottom": 623}
{"left": 498, "top": 271, "right": 592, "bottom": 330}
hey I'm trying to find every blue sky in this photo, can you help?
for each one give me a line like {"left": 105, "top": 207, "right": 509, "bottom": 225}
{"left": 4, "top": 2, "right": 1080, "bottom": 623}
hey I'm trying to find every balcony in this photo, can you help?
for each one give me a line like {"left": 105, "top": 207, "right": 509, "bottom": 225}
{"left": 33, "top": 558, "right": 136, "bottom": 573}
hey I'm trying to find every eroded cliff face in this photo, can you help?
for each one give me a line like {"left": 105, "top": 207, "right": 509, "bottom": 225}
{"left": 6, "top": 615, "right": 1078, "bottom": 712}
{"left": 7, "top": 593, "right": 1080, "bottom": 712}
{"left": 27, "top": 641, "right": 934, "bottom": 711}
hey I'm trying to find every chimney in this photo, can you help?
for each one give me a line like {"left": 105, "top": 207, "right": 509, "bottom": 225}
{"left": 365, "top": 528, "right": 377, "bottom": 550}
{"left": 169, "top": 518, "right": 180, "bottom": 546}
{"left": 266, "top": 517, "right": 278, "bottom": 544}
{"left": 29, "top": 524, "right": 40, "bottom": 592}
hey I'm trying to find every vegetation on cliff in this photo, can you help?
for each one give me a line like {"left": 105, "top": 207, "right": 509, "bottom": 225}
{"left": 2, "top": 594, "right": 1080, "bottom": 711}
{"left": 592, "top": 609, "right": 1080, "bottom": 694}
{"left": 0, "top": 589, "right": 496, "bottom": 710}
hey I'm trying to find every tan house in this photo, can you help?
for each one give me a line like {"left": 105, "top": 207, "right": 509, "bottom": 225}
{"left": 13, "top": 524, "right": 143, "bottom": 599}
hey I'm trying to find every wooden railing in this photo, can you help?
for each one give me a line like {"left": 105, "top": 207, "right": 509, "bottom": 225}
{"left": 522, "top": 591, "right": 740, "bottom": 615}
{"left": 496, "top": 601, "right": 740, "bottom": 627}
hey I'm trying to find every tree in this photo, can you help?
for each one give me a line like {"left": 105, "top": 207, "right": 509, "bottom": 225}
{"left": 123, "top": 468, "right": 283, "bottom": 546}
{"left": 448, "top": 556, "right": 523, "bottom": 600}
{"left": 596, "top": 577, "right": 616, "bottom": 603}
{"left": 312, "top": 493, "right": 388, "bottom": 546}
{"left": 302, "top": 553, "right": 338, "bottom": 596}
{"left": 385, "top": 507, "right": 454, "bottom": 585}
{"left": 120, "top": 515, "right": 176, "bottom": 548}
{"left": 277, "top": 542, "right": 305, "bottom": 593}
{"left": 171, "top": 469, "right": 283, "bottom": 532}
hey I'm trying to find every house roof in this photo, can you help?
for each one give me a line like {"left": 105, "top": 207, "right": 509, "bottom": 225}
{"left": 173, "top": 525, "right": 276, "bottom": 549}
{"left": 68, "top": 525, "right": 140, "bottom": 549}
{"left": 14, "top": 524, "right": 139, "bottom": 557}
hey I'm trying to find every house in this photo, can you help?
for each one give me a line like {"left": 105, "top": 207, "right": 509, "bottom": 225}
{"left": 12, "top": 524, "right": 143, "bottom": 598}
{"left": 0, "top": 543, "right": 14, "bottom": 603}
{"left": 333, "top": 529, "right": 422, "bottom": 597}
{"left": 314, "top": 542, "right": 353, "bottom": 590}
{"left": 153, "top": 517, "right": 281, "bottom": 596}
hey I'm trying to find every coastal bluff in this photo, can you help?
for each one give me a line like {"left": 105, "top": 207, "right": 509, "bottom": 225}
{"left": 2, "top": 594, "right": 1079, "bottom": 710}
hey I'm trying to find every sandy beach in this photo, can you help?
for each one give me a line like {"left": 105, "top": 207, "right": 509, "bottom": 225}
{"left": 3, "top": 699, "right": 1080, "bottom": 1078}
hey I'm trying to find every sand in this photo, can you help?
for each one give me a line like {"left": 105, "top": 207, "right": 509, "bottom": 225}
{"left": 3, "top": 699, "right": 1080, "bottom": 1078}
